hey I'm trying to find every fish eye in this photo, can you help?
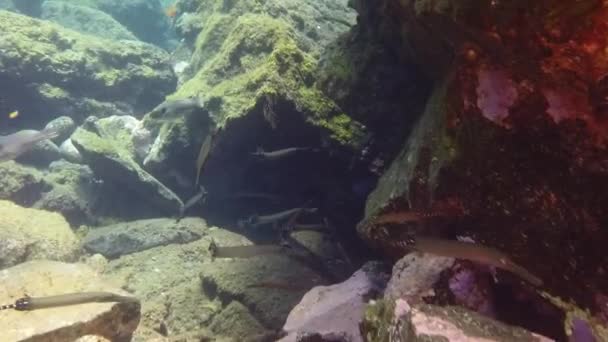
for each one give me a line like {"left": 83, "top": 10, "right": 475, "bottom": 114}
{"left": 161, "top": 108, "right": 167, "bottom": 114}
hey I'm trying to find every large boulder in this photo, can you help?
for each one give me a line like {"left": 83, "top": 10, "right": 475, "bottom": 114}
{"left": 0, "top": 10, "right": 175, "bottom": 129}
{"left": 34, "top": 160, "right": 98, "bottom": 227}
{"left": 138, "top": 1, "right": 373, "bottom": 239}
{"left": 0, "top": 260, "right": 140, "bottom": 342}
{"left": 0, "top": 200, "right": 79, "bottom": 268}
{"left": 41, "top": 1, "right": 138, "bottom": 42}
{"left": 355, "top": 0, "right": 608, "bottom": 328}
{"left": 100, "top": 227, "right": 331, "bottom": 340}
{"left": 279, "top": 261, "right": 389, "bottom": 342}
{"left": 83, "top": 217, "right": 208, "bottom": 259}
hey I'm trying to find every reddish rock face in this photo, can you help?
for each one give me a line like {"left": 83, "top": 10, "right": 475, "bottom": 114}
{"left": 359, "top": 0, "right": 608, "bottom": 327}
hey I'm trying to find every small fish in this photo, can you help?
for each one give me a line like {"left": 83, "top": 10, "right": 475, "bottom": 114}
{"left": 251, "top": 146, "right": 318, "bottom": 161}
{"left": 413, "top": 237, "right": 543, "bottom": 286}
{"left": 8, "top": 110, "right": 19, "bottom": 119}
{"left": 195, "top": 126, "right": 221, "bottom": 188}
{"left": 148, "top": 97, "right": 205, "bottom": 120}
{"left": 238, "top": 207, "right": 318, "bottom": 229}
{"left": 0, "top": 127, "right": 60, "bottom": 161}
{"left": 176, "top": 186, "right": 207, "bottom": 222}
{"left": 165, "top": 3, "right": 177, "bottom": 18}
{"left": 208, "top": 240, "right": 286, "bottom": 260}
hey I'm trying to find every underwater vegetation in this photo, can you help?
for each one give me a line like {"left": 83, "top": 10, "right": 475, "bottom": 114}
{"left": 0, "top": 0, "right": 606, "bottom": 341}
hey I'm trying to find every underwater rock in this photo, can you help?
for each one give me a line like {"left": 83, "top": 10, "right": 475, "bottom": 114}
{"left": 354, "top": 1, "right": 608, "bottom": 325}
{"left": 0, "top": 160, "right": 45, "bottom": 206}
{"left": 92, "top": 0, "right": 173, "bottom": 49}
{"left": 362, "top": 299, "right": 553, "bottom": 342}
{"left": 0, "top": 10, "right": 176, "bottom": 127}
{"left": 384, "top": 253, "right": 455, "bottom": 302}
{"left": 0, "top": 260, "right": 140, "bottom": 342}
{"left": 279, "top": 261, "right": 389, "bottom": 342}
{"left": 200, "top": 229, "right": 334, "bottom": 331}
{"left": 208, "top": 301, "right": 270, "bottom": 340}
{"left": 83, "top": 217, "right": 208, "bottom": 259}
{"left": 59, "top": 138, "right": 84, "bottom": 163}
{"left": 41, "top": 1, "right": 139, "bottom": 42}
{"left": 16, "top": 137, "right": 63, "bottom": 167}
{"left": 45, "top": 115, "right": 77, "bottom": 145}
{"left": 71, "top": 125, "right": 183, "bottom": 215}
{"left": 34, "top": 160, "right": 97, "bottom": 227}
{"left": 0, "top": 200, "right": 79, "bottom": 268}
{"left": 100, "top": 228, "right": 276, "bottom": 339}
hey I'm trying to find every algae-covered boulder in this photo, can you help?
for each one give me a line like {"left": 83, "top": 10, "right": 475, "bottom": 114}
{"left": 100, "top": 227, "right": 325, "bottom": 339}
{"left": 0, "top": 160, "right": 46, "bottom": 206}
{"left": 41, "top": 0, "right": 138, "bottom": 42}
{"left": 83, "top": 217, "right": 208, "bottom": 258}
{"left": 34, "top": 160, "right": 97, "bottom": 227}
{"left": 0, "top": 200, "right": 79, "bottom": 268}
{"left": 71, "top": 119, "right": 183, "bottom": 216}
{"left": 0, "top": 260, "right": 140, "bottom": 342}
{"left": 173, "top": 10, "right": 365, "bottom": 146}
{"left": 0, "top": 10, "right": 175, "bottom": 127}
{"left": 138, "top": 1, "right": 372, "bottom": 231}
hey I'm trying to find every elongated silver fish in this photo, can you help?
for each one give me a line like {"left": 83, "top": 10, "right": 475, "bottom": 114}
{"left": 0, "top": 127, "right": 59, "bottom": 161}
{"left": 238, "top": 207, "right": 318, "bottom": 229}
{"left": 148, "top": 97, "right": 205, "bottom": 119}
{"left": 251, "top": 146, "right": 318, "bottom": 161}
{"left": 413, "top": 237, "right": 543, "bottom": 286}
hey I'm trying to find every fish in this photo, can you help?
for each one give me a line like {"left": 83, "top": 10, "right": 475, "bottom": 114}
{"left": 413, "top": 237, "right": 543, "bottom": 286}
{"left": 176, "top": 186, "right": 207, "bottom": 222}
{"left": 208, "top": 240, "right": 287, "bottom": 260}
{"left": 0, "top": 127, "right": 60, "bottom": 162}
{"left": 8, "top": 110, "right": 19, "bottom": 119}
{"left": 165, "top": 3, "right": 177, "bottom": 18}
{"left": 195, "top": 126, "right": 221, "bottom": 188}
{"left": 238, "top": 207, "right": 318, "bottom": 229}
{"left": 148, "top": 97, "right": 205, "bottom": 120}
{"left": 251, "top": 146, "right": 318, "bottom": 161}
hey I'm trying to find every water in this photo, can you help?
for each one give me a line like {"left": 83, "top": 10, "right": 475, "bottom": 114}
{"left": 0, "top": 1, "right": 606, "bottom": 341}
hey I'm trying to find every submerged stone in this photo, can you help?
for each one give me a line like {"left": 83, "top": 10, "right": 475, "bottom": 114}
{"left": 0, "top": 10, "right": 175, "bottom": 126}
{"left": 83, "top": 217, "right": 208, "bottom": 259}
{"left": 0, "top": 200, "right": 79, "bottom": 268}
{"left": 0, "top": 260, "right": 140, "bottom": 342}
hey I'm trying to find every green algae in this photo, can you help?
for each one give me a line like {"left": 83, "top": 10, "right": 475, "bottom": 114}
{"left": 173, "top": 10, "right": 365, "bottom": 147}
{"left": 0, "top": 10, "right": 174, "bottom": 115}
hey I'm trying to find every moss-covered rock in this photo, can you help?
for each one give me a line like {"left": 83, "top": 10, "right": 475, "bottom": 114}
{"left": 0, "top": 10, "right": 175, "bottom": 128}
{"left": 0, "top": 200, "right": 80, "bottom": 268}
{"left": 41, "top": 0, "right": 138, "bottom": 42}
{"left": 71, "top": 120, "right": 183, "bottom": 216}
{"left": 0, "top": 161, "right": 46, "bottom": 206}
{"left": 169, "top": 1, "right": 365, "bottom": 148}
{"left": 34, "top": 160, "right": 97, "bottom": 227}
